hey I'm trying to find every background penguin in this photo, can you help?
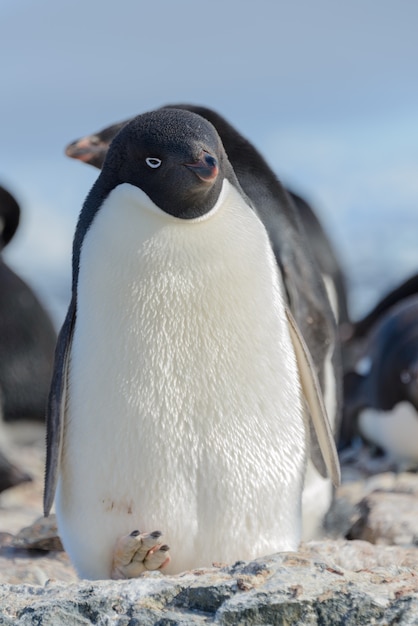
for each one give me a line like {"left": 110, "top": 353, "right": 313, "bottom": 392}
{"left": 289, "top": 190, "right": 350, "bottom": 333}
{"left": 64, "top": 104, "right": 344, "bottom": 540}
{"left": 0, "top": 184, "right": 57, "bottom": 491}
{"left": 0, "top": 185, "right": 57, "bottom": 422}
{"left": 342, "top": 294, "right": 418, "bottom": 466}
{"left": 340, "top": 273, "right": 418, "bottom": 448}
{"left": 45, "top": 108, "right": 339, "bottom": 580}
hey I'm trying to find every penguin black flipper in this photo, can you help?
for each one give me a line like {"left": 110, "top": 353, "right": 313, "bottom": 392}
{"left": 286, "top": 307, "right": 340, "bottom": 486}
{"left": 44, "top": 298, "right": 75, "bottom": 516}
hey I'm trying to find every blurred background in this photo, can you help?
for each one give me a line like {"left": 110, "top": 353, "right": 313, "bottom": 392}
{"left": 1, "top": 0, "right": 418, "bottom": 327}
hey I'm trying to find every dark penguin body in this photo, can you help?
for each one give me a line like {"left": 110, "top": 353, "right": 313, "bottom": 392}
{"left": 343, "top": 295, "right": 418, "bottom": 465}
{"left": 0, "top": 184, "right": 56, "bottom": 492}
{"left": 0, "top": 185, "right": 57, "bottom": 421}
{"left": 46, "top": 108, "right": 339, "bottom": 578}
{"left": 289, "top": 190, "right": 349, "bottom": 331}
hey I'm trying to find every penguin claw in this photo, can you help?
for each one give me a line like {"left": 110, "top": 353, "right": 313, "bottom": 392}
{"left": 111, "top": 530, "right": 171, "bottom": 579}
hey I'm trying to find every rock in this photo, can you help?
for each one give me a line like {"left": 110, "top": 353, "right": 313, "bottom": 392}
{"left": 0, "top": 541, "right": 77, "bottom": 585}
{"left": 0, "top": 423, "right": 46, "bottom": 535}
{"left": 0, "top": 449, "right": 32, "bottom": 494}
{"left": 9, "top": 514, "right": 63, "bottom": 551}
{"left": 1, "top": 426, "right": 418, "bottom": 623}
{"left": 348, "top": 491, "right": 418, "bottom": 546}
{"left": 326, "top": 471, "right": 418, "bottom": 544}
{"left": 303, "top": 539, "right": 418, "bottom": 570}
{"left": 0, "top": 544, "right": 418, "bottom": 624}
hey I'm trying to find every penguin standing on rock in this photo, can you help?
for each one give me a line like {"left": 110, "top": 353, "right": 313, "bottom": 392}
{"left": 45, "top": 108, "right": 339, "bottom": 580}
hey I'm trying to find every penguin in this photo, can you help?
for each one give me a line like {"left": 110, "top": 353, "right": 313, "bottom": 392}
{"left": 0, "top": 184, "right": 57, "bottom": 492}
{"left": 342, "top": 295, "right": 418, "bottom": 466}
{"left": 45, "top": 108, "right": 339, "bottom": 580}
{"left": 64, "top": 104, "right": 344, "bottom": 541}
{"left": 340, "top": 274, "right": 418, "bottom": 448}
{"left": 0, "top": 185, "right": 57, "bottom": 422}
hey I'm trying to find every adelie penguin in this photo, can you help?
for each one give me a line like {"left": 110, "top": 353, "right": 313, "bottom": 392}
{"left": 0, "top": 184, "right": 56, "bottom": 492}
{"left": 343, "top": 294, "right": 418, "bottom": 467}
{"left": 340, "top": 273, "right": 418, "bottom": 448}
{"left": 341, "top": 272, "right": 418, "bottom": 374}
{"left": 65, "top": 104, "right": 344, "bottom": 541}
{"left": 0, "top": 185, "right": 57, "bottom": 423}
{"left": 45, "top": 108, "right": 340, "bottom": 580}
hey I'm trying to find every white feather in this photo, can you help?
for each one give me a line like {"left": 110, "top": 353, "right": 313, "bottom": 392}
{"left": 359, "top": 401, "right": 418, "bottom": 466}
{"left": 56, "top": 180, "right": 308, "bottom": 578}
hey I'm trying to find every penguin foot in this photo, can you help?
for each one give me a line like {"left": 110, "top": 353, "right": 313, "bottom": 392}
{"left": 111, "top": 529, "right": 170, "bottom": 579}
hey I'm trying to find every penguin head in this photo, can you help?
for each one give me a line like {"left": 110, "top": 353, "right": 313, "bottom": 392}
{"left": 100, "top": 108, "right": 230, "bottom": 220}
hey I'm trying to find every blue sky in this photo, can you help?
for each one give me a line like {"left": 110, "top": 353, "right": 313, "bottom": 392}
{"left": 2, "top": 0, "right": 418, "bottom": 324}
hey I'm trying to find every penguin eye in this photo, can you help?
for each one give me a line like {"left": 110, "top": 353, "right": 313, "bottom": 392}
{"left": 145, "top": 157, "right": 162, "bottom": 169}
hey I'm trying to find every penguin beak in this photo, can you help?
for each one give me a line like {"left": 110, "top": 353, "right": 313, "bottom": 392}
{"left": 65, "top": 136, "right": 108, "bottom": 169}
{"left": 184, "top": 152, "right": 219, "bottom": 182}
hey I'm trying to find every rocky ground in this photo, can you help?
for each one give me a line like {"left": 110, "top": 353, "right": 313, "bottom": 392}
{"left": 0, "top": 422, "right": 78, "bottom": 585}
{"left": 1, "top": 424, "right": 418, "bottom": 624}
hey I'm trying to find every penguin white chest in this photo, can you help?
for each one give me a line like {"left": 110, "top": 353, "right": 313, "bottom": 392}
{"left": 57, "top": 181, "right": 307, "bottom": 577}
